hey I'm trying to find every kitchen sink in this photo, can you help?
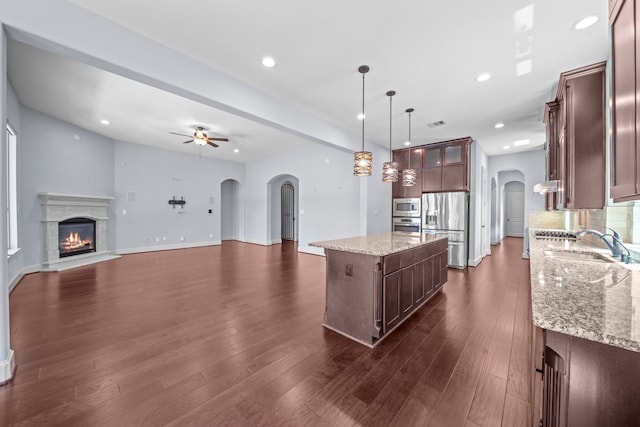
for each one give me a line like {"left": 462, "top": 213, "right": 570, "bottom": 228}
{"left": 543, "top": 249, "right": 615, "bottom": 263}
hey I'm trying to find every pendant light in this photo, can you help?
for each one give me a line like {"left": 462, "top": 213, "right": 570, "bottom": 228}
{"left": 382, "top": 90, "right": 399, "bottom": 182}
{"left": 354, "top": 65, "right": 372, "bottom": 176}
{"left": 402, "top": 108, "right": 417, "bottom": 186}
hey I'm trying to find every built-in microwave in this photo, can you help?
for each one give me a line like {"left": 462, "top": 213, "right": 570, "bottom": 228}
{"left": 392, "top": 198, "right": 421, "bottom": 217}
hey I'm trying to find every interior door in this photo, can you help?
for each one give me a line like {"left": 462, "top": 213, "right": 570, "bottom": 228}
{"left": 281, "top": 182, "right": 295, "bottom": 241}
{"left": 506, "top": 191, "right": 525, "bottom": 237}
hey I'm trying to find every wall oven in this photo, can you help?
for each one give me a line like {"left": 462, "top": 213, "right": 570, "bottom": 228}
{"left": 392, "top": 198, "right": 421, "bottom": 217}
{"left": 392, "top": 217, "right": 421, "bottom": 233}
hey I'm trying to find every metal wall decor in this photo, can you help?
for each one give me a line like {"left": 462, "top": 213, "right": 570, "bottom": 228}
{"left": 402, "top": 108, "right": 417, "bottom": 187}
{"left": 354, "top": 65, "right": 372, "bottom": 176}
{"left": 382, "top": 90, "right": 399, "bottom": 182}
{"left": 168, "top": 196, "right": 186, "bottom": 209}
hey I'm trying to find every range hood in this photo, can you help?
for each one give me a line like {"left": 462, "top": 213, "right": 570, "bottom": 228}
{"left": 533, "top": 180, "right": 559, "bottom": 194}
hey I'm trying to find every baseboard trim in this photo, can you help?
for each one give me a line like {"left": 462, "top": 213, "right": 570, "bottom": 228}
{"left": 9, "top": 265, "right": 40, "bottom": 294}
{"left": 298, "top": 247, "right": 325, "bottom": 256}
{"left": 116, "top": 241, "right": 221, "bottom": 255}
{"left": 468, "top": 256, "right": 483, "bottom": 267}
{"left": 271, "top": 239, "right": 282, "bottom": 245}
{"left": 482, "top": 249, "right": 492, "bottom": 257}
{"left": 0, "top": 349, "right": 16, "bottom": 386}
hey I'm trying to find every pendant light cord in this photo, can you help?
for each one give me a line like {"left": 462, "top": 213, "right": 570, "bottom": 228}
{"left": 407, "top": 108, "right": 413, "bottom": 169}
{"left": 361, "top": 71, "right": 365, "bottom": 152}
{"left": 407, "top": 110, "right": 412, "bottom": 169}
{"left": 389, "top": 95, "right": 393, "bottom": 159}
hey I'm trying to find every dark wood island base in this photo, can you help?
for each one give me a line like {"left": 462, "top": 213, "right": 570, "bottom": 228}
{"left": 311, "top": 233, "right": 448, "bottom": 347}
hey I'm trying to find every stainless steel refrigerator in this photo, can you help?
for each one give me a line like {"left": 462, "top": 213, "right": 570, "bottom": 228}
{"left": 422, "top": 192, "right": 469, "bottom": 269}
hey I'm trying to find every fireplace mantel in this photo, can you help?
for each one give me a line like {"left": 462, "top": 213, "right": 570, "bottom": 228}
{"left": 38, "top": 192, "right": 120, "bottom": 271}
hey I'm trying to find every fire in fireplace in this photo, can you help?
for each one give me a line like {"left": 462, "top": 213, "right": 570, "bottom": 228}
{"left": 58, "top": 218, "right": 96, "bottom": 258}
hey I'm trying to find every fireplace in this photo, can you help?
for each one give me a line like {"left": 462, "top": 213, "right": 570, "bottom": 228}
{"left": 39, "top": 192, "right": 119, "bottom": 271}
{"left": 58, "top": 218, "right": 96, "bottom": 258}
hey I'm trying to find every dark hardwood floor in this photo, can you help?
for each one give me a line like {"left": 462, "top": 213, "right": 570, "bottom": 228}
{"left": 0, "top": 237, "right": 532, "bottom": 426}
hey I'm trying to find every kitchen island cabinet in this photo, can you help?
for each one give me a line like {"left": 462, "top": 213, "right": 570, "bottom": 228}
{"left": 310, "top": 232, "right": 448, "bottom": 347}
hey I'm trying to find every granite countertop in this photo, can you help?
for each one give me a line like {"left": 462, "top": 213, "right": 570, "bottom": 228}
{"left": 529, "top": 233, "right": 640, "bottom": 352}
{"left": 309, "top": 231, "right": 447, "bottom": 256}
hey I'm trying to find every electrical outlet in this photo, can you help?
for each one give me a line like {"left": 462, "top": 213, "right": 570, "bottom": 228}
{"left": 346, "top": 263, "right": 353, "bottom": 277}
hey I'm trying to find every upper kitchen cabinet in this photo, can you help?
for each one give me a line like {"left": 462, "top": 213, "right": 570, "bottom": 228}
{"left": 392, "top": 148, "right": 423, "bottom": 198}
{"left": 421, "top": 137, "right": 472, "bottom": 192}
{"left": 544, "top": 101, "right": 560, "bottom": 181}
{"left": 610, "top": 0, "right": 640, "bottom": 202}
{"left": 550, "top": 62, "right": 606, "bottom": 209}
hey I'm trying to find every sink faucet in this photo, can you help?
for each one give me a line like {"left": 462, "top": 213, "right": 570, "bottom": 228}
{"left": 606, "top": 231, "right": 632, "bottom": 264}
{"left": 574, "top": 229, "right": 620, "bottom": 258}
{"left": 605, "top": 227, "right": 624, "bottom": 257}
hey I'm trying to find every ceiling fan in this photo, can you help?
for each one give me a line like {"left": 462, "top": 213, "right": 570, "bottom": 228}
{"left": 169, "top": 126, "right": 229, "bottom": 147}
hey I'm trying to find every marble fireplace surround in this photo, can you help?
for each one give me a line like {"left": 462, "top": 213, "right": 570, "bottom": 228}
{"left": 38, "top": 192, "right": 120, "bottom": 271}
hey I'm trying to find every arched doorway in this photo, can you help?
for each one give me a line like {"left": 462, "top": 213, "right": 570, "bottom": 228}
{"left": 267, "top": 174, "right": 299, "bottom": 244}
{"left": 281, "top": 182, "right": 295, "bottom": 241}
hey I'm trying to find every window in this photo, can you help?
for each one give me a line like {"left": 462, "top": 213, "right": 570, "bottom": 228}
{"left": 6, "top": 124, "right": 18, "bottom": 256}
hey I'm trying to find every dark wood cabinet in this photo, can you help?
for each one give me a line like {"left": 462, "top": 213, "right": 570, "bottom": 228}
{"left": 544, "top": 101, "right": 560, "bottom": 181}
{"left": 382, "top": 270, "right": 401, "bottom": 332}
{"left": 382, "top": 240, "right": 447, "bottom": 334}
{"left": 420, "top": 137, "right": 472, "bottom": 192}
{"left": 610, "top": 0, "right": 640, "bottom": 202}
{"left": 537, "top": 329, "right": 640, "bottom": 427}
{"left": 392, "top": 148, "right": 423, "bottom": 198}
{"left": 544, "top": 63, "right": 606, "bottom": 209}
{"left": 323, "top": 237, "right": 448, "bottom": 347}
{"left": 393, "top": 137, "right": 472, "bottom": 194}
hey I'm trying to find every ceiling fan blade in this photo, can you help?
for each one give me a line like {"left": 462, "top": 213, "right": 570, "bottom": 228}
{"left": 182, "top": 139, "right": 194, "bottom": 144}
{"left": 169, "top": 131, "right": 193, "bottom": 137}
{"left": 207, "top": 137, "right": 229, "bottom": 142}
{"left": 207, "top": 141, "right": 219, "bottom": 148}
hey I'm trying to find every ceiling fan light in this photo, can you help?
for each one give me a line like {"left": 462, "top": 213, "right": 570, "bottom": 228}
{"left": 354, "top": 151, "right": 372, "bottom": 176}
{"left": 382, "top": 161, "right": 399, "bottom": 182}
{"left": 401, "top": 168, "right": 417, "bottom": 186}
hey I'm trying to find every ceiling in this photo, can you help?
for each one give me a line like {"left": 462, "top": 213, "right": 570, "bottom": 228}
{"left": 8, "top": 0, "right": 610, "bottom": 161}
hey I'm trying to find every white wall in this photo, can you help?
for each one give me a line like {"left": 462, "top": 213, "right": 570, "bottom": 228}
{"left": 246, "top": 143, "right": 371, "bottom": 255}
{"left": 6, "top": 82, "right": 23, "bottom": 288}
{"left": 367, "top": 144, "right": 393, "bottom": 235}
{"left": 469, "top": 141, "right": 489, "bottom": 266}
{"left": 19, "top": 107, "right": 115, "bottom": 268}
{"left": 488, "top": 150, "right": 546, "bottom": 256}
{"left": 113, "top": 141, "right": 245, "bottom": 252}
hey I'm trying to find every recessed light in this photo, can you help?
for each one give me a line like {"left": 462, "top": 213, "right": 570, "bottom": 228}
{"left": 404, "top": 141, "right": 411, "bottom": 146}
{"left": 262, "top": 56, "right": 276, "bottom": 68}
{"left": 503, "top": 145, "right": 511, "bottom": 150}
{"left": 100, "top": 119, "right": 110, "bottom": 125}
{"left": 233, "top": 149, "right": 240, "bottom": 153}
{"left": 574, "top": 16, "right": 598, "bottom": 30}
{"left": 513, "top": 139, "right": 530, "bottom": 146}
{"left": 475, "top": 73, "right": 491, "bottom": 82}
{"left": 357, "top": 113, "right": 365, "bottom": 120}
{"left": 494, "top": 122, "right": 505, "bottom": 129}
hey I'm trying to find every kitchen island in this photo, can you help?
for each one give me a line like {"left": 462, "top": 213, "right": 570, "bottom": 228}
{"left": 310, "top": 232, "right": 448, "bottom": 347}
{"left": 529, "top": 232, "right": 640, "bottom": 426}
